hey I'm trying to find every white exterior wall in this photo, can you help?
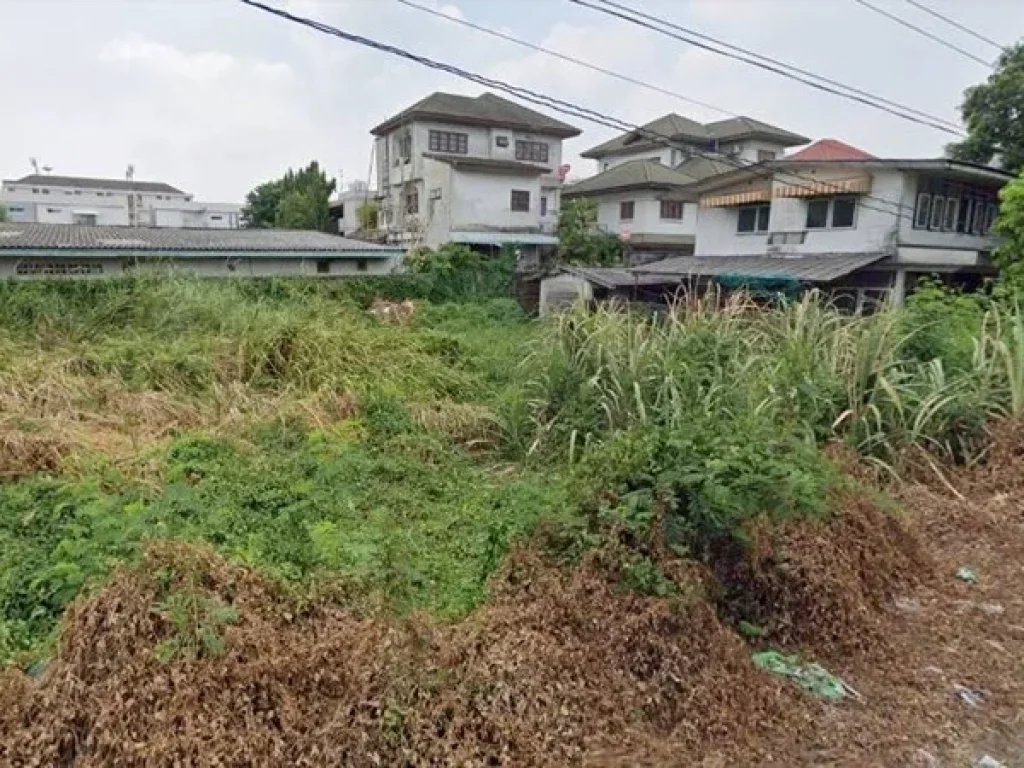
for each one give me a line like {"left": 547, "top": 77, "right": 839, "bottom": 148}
{"left": 592, "top": 191, "right": 697, "bottom": 239}
{"left": 0, "top": 181, "right": 240, "bottom": 229}
{"left": 599, "top": 146, "right": 676, "bottom": 172}
{"left": 375, "top": 117, "right": 566, "bottom": 247}
{"left": 718, "top": 139, "right": 792, "bottom": 163}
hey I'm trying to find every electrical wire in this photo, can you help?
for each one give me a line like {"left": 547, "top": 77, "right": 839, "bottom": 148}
{"left": 238, "top": 0, "right": 917, "bottom": 223}
{"left": 852, "top": 0, "right": 995, "bottom": 67}
{"left": 393, "top": 0, "right": 739, "bottom": 118}
{"left": 570, "top": 0, "right": 964, "bottom": 135}
{"left": 902, "top": 0, "right": 1008, "bottom": 54}
{"left": 569, "top": 0, "right": 965, "bottom": 137}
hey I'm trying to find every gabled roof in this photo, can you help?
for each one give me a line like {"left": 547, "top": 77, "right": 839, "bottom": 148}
{"left": 562, "top": 160, "right": 701, "bottom": 198}
{"left": 674, "top": 155, "right": 738, "bottom": 181}
{"left": 581, "top": 113, "right": 810, "bottom": 159}
{"left": 789, "top": 139, "right": 876, "bottom": 162}
{"left": 0, "top": 223, "right": 401, "bottom": 256}
{"left": 370, "top": 92, "right": 581, "bottom": 138}
{"left": 8, "top": 175, "right": 185, "bottom": 195}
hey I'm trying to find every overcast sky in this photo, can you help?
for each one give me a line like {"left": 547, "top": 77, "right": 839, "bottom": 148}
{"left": 1, "top": 0, "right": 1019, "bottom": 202}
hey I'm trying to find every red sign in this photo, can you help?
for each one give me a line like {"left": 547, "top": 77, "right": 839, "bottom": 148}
{"left": 557, "top": 164, "right": 571, "bottom": 183}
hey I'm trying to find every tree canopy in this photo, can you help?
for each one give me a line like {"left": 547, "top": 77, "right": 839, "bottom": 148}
{"left": 0, "top": 204, "right": 8, "bottom": 224}
{"left": 241, "top": 162, "right": 337, "bottom": 231}
{"left": 556, "top": 198, "right": 625, "bottom": 267}
{"left": 949, "top": 43, "right": 1024, "bottom": 174}
{"left": 995, "top": 170, "right": 1024, "bottom": 267}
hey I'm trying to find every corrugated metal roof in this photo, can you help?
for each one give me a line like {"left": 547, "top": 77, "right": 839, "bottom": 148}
{"left": 371, "top": 92, "right": 581, "bottom": 138}
{"left": 561, "top": 267, "right": 682, "bottom": 289}
{"left": 635, "top": 252, "right": 889, "bottom": 283}
{"left": 451, "top": 231, "right": 559, "bottom": 246}
{"left": 0, "top": 223, "right": 402, "bottom": 255}
{"left": 9, "top": 175, "right": 185, "bottom": 195}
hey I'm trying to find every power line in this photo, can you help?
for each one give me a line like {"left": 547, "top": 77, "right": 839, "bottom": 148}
{"left": 902, "top": 0, "right": 1008, "bottom": 54}
{"left": 569, "top": 0, "right": 965, "bottom": 137}
{"left": 852, "top": 0, "right": 995, "bottom": 67}
{"left": 572, "top": 0, "right": 963, "bottom": 135}
{"left": 393, "top": 0, "right": 739, "bottom": 119}
{"left": 237, "top": 0, "right": 914, "bottom": 223}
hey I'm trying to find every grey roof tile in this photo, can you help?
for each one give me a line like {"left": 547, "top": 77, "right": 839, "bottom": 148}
{"left": 371, "top": 92, "right": 581, "bottom": 138}
{"left": 0, "top": 223, "right": 401, "bottom": 256}
{"left": 9, "top": 175, "right": 185, "bottom": 195}
{"left": 563, "top": 160, "right": 702, "bottom": 197}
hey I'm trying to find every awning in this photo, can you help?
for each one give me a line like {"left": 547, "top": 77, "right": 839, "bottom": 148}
{"left": 775, "top": 176, "right": 872, "bottom": 198}
{"left": 700, "top": 189, "right": 771, "bottom": 208}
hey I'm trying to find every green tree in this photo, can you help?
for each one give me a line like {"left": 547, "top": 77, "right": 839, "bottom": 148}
{"left": 0, "top": 204, "right": 8, "bottom": 223}
{"left": 557, "top": 198, "right": 625, "bottom": 267}
{"left": 357, "top": 201, "right": 380, "bottom": 231}
{"left": 242, "top": 162, "right": 336, "bottom": 230}
{"left": 995, "top": 171, "right": 1024, "bottom": 269}
{"left": 949, "top": 43, "right": 1024, "bottom": 174}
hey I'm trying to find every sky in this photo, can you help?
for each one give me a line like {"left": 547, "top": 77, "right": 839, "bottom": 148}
{"left": 1, "top": 0, "right": 1019, "bottom": 203}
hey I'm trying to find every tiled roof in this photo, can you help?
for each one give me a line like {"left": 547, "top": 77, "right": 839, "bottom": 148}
{"left": 788, "top": 139, "right": 876, "bottom": 162}
{"left": 635, "top": 252, "right": 888, "bottom": 283}
{"left": 563, "top": 160, "right": 702, "bottom": 197}
{"left": 371, "top": 92, "right": 581, "bottom": 138}
{"left": 9, "top": 175, "right": 185, "bottom": 195}
{"left": 0, "top": 223, "right": 401, "bottom": 255}
{"left": 582, "top": 113, "right": 810, "bottom": 158}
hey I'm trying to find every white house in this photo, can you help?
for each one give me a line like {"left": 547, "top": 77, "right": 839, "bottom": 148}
{"left": 0, "top": 222, "right": 403, "bottom": 280}
{"left": 330, "top": 182, "right": 375, "bottom": 237}
{"left": 635, "top": 140, "right": 1014, "bottom": 307}
{"left": 1, "top": 175, "right": 241, "bottom": 229}
{"left": 562, "top": 155, "right": 735, "bottom": 262}
{"left": 581, "top": 114, "right": 810, "bottom": 172}
{"left": 370, "top": 92, "right": 581, "bottom": 254}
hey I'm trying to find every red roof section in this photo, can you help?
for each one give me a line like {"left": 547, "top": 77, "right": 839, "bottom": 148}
{"left": 788, "top": 139, "right": 876, "bottom": 162}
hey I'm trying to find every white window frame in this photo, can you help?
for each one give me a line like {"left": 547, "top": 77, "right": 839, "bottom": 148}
{"left": 914, "top": 193, "right": 932, "bottom": 229}
{"left": 736, "top": 203, "right": 771, "bottom": 234}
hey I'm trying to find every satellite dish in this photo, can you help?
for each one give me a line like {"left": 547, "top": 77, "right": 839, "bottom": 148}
{"left": 42, "top": 166, "right": 53, "bottom": 174}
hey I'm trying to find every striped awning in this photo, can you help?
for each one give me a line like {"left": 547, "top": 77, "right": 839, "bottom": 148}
{"left": 775, "top": 176, "right": 872, "bottom": 198}
{"left": 700, "top": 189, "right": 772, "bottom": 208}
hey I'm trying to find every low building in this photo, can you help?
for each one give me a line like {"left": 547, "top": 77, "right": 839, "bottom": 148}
{"left": 370, "top": 91, "right": 581, "bottom": 257}
{"left": 670, "top": 144, "right": 1014, "bottom": 306}
{"left": 562, "top": 156, "right": 735, "bottom": 263}
{"left": 1, "top": 175, "right": 241, "bottom": 229}
{"left": 581, "top": 113, "right": 810, "bottom": 172}
{"left": 330, "top": 183, "right": 376, "bottom": 237}
{"left": 0, "top": 222, "right": 403, "bottom": 280}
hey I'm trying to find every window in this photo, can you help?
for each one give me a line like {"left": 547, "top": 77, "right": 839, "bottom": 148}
{"left": 337, "top": 204, "right": 345, "bottom": 218}
{"left": 957, "top": 198, "right": 974, "bottom": 234}
{"left": 210, "top": 215, "right": 223, "bottom": 221}
{"left": 660, "top": 200, "right": 684, "bottom": 220}
{"left": 620, "top": 201, "right": 635, "bottom": 220}
{"left": 155, "top": 195, "right": 163, "bottom": 200}
{"left": 541, "top": 196, "right": 548, "bottom": 217}
{"left": 831, "top": 197, "right": 857, "bottom": 228}
{"left": 496, "top": 136, "right": 509, "bottom": 148}
{"left": 65, "top": 191, "right": 74, "bottom": 196}
{"left": 737, "top": 204, "right": 771, "bottom": 233}
{"left": 16, "top": 261, "right": 103, "bottom": 276}
{"left": 396, "top": 131, "right": 413, "bottom": 163}
{"left": 72, "top": 213, "right": 97, "bottom": 226}
{"left": 8, "top": 206, "right": 24, "bottom": 213}
{"left": 41, "top": 189, "right": 49, "bottom": 195}
{"left": 429, "top": 130, "right": 468, "bottom": 154}
{"left": 806, "top": 199, "right": 830, "bottom": 229}
{"left": 972, "top": 201, "right": 985, "bottom": 234}
{"left": 46, "top": 207, "right": 61, "bottom": 214}
{"left": 316, "top": 260, "right": 330, "bottom": 274}
{"left": 757, "top": 150, "right": 777, "bottom": 162}
{"left": 985, "top": 202, "right": 998, "bottom": 234}
{"left": 648, "top": 157, "right": 663, "bottom": 164}
{"left": 405, "top": 190, "right": 420, "bottom": 215}
{"left": 942, "top": 197, "right": 959, "bottom": 231}
{"left": 356, "top": 258, "right": 368, "bottom": 272}
{"left": 74, "top": 190, "right": 82, "bottom": 196}
{"left": 914, "top": 194, "right": 932, "bottom": 228}
{"left": 510, "top": 190, "right": 531, "bottom": 212}
{"left": 515, "top": 140, "right": 549, "bottom": 164}
{"left": 929, "top": 196, "right": 945, "bottom": 230}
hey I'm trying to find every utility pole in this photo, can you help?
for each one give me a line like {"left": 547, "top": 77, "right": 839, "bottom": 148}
{"left": 126, "top": 164, "right": 136, "bottom": 227}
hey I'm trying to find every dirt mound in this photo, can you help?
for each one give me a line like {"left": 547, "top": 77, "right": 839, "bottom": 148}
{"left": 0, "top": 543, "right": 800, "bottom": 767}
{"left": 711, "top": 495, "right": 930, "bottom": 657}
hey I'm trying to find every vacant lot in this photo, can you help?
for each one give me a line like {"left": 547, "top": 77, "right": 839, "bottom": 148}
{"left": 1, "top": 276, "right": 1022, "bottom": 765}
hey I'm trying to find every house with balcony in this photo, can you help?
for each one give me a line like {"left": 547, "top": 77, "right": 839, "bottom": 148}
{"left": 562, "top": 155, "right": 734, "bottom": 264}
{"left": 1, "top": 175, "right": 240, "bottom": 229}
{"left": 581, "top": 113, "right": 810, "bottom": 173}
{"left": 370, "top": 92, "right": 581, "bottom": 256}
{"left": 632, "top": 140, "right": 1014, "bottom": 308}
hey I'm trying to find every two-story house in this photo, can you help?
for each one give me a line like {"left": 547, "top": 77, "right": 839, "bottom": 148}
{"left": 1, "top": 175, "right": 241, "bottom": 229}
{"left": 635, "top": 140, "right": 1014, "bottom": 308}
{"left": 370, "top": 92, "right": 581, "bottom": 255}
{"left": 580, "top": 113, "right": 810, "bottom": 172}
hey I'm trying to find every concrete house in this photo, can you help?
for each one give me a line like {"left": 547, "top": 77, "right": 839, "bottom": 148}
{"left": 636, "top": 140, "right": 1014, "bottom": 308}
{"left": 1, "top": 175, "right": 241, "bottom": 229}
{"left": 562, "top": 156, "right": 734, "bottom": 262}
{"left": 0, "top": 222, "right": 402, "bottom": 280}
{"left": 581, "top": 113, "right": 810, "bottom": 172}
{"left": 370, "top": 92, "right": 581, "bottom": 255}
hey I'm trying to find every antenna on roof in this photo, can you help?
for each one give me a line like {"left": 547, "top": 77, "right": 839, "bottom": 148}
{"left": 30, "top": 158, "right": 39, "bottom": 175}
{"left": 126, "top": 164, "right": 137, "bottom": 227}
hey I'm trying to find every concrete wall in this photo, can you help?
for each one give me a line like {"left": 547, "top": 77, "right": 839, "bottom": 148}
{"left": 0, "top": 255, "right": 400, "bottom": 280}
{"left": 592, "top": 190, "right": 698, "bottom": 240}
{"left": 600, "top": 146, "right": 676, "bottom": 172}
{"left": 449, "top": 169, "right": 543, "bottom": 233}
{"left": 0, "top": 180, "right": 240, "bottom": 229}
{"left": 540, "top": 274, "right": 593, "bottom": 316}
